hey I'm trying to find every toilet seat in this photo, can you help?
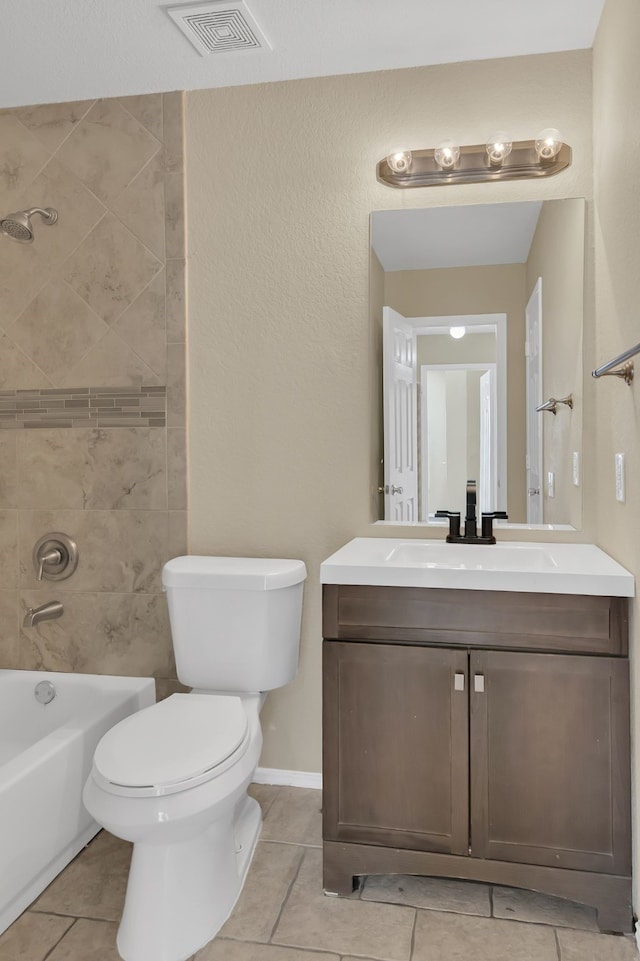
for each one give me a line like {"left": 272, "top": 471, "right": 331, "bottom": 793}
{"left": 92, "top": 694, "right": 250, "bottom": 798}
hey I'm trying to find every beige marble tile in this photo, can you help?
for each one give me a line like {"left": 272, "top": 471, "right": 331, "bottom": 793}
{"left": 260, "top": 786, "right": 322, "bottom": 846}
{"left": 196, "top": 941, "right": 340, "bottom": 961}
{"left": 112, "top": 270, "right": 167, "bottom": 377}
{"left": 14, "top": 101, "right": 95, "bottom": 154}
{"left": 168, "top": 510, "right": 189, "bottom": 559}
{"left": 164, "top": 170, "right": 185, "bottom": 259}
{"left": 0, "top": 510, "right": 18, "bottom": 587}
{"left": 493, "top": 885, "right": 599, "bottom": 931}
{"left": 19, "top": 509, "right": 168, "bottom": 593}
{"left": 111, "top": 151, "right": 166, "bottom": 260}
{"left": 0, "top": 114, "right": 51, "bottom": 211}
{"left": 0, "top": 589, "right": 19, "bottom": 667}
{"left": 118, "top": 94, "right": 164, "bottom": 140}
{"left": 46, "top": 919, "right": 121, "bottom": 961}
{"left": 162, "top": 92, "right": 184, "bottom": 174}
{"left": 7, "top": 280, "right": 108, "bottom": 380}
{"left": 56, "top": 99, "right": 160, "bottom": 204}
{"left": 0, "top": 432, "right": 18, "bottom": 507}
{"left": 56, "top": 329, "right": 161, "bottom": 388}
{"left": 557, "top": 928, "right": 639, "bottom": 960}
{"left": 166, "top": 258, "right": 186, "bottom": 343}
{"left": 0, "top": 333, "right": 53, "bottom": 389}
{"left": 220, "top": 841, "right": 303, "bottom": 943}
{"left": 272, "top": 848, "right": 414, "bottom": 960}
{"left": 34, "top": 831, "right": 130, "bottom": 922}
{"left": 64, "top": 213, "right": 162, "bottom": 327}
{"left": 167, "top": 342, "right": 186, "bottom": 425}
{"left": 361, "top": 875, "right": 491, "bottom": 917}
{"left": 412, "top": 909, "right": 558, "bottom": 961}
{"left": 18, "top": 427, "right": 167, "bottom": 511}
{"left": 0, "top": 911, "right": 74, "bottom": 961}
{"left": 168, "top": 427, "right": 187, "bottom": 509}
{"left": 19, "top": 590, "right": 173, "bottom": 676}
{"left": 248, "top": 782, "right": 280, "bottom": 817}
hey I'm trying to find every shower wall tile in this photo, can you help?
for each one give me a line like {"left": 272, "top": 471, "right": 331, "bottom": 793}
{"left": 0, "top": 92, "right": 187, "bottom": 684}
{"left": 19, "top": 590, "right": 174, "bottom": 677}
{"left": 55, "top": 99, "right": 160, "bottom": 204}
{"left": 0, "top": 433, "right": 18, "bottom": 507}
{"left": 17, "top": 427, "right": 167, "bottom": 510}
{"left": 19, "top": 509, "right": 168, "bottom": 594}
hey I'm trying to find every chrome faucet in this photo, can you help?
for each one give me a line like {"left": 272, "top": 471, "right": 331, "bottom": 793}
{"left": 435, "top": 479, "right": 508, "bottom": 544}
{"left": 23, "top": 600, "right": 64, "bottom": 628}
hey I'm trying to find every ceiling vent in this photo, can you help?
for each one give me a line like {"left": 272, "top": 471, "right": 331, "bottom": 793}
{"left": 166, "top": 0, "right": 271, "bottom": 56}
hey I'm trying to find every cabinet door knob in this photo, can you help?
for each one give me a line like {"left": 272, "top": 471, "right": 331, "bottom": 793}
{"left": 474, "top": 674, "right": 485, "bottom": 693}
{"left": 454, "top": 672, "right": 465, "bottom": 692}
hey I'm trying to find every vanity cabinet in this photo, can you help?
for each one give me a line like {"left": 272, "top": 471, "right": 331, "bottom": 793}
{"left": 322, "top": 584, "right": 631, "bottom": 932}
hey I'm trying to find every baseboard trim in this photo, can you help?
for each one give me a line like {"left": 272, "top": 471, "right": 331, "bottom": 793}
{"left": 254, "top": 767, "right": 322, "bottom": 790}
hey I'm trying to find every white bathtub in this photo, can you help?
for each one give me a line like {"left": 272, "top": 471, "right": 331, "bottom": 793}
{"left": 0, "top": 670, "right": 155, "bottom": 935}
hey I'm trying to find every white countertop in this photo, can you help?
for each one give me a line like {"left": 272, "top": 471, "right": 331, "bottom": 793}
{"left": 320, "top": 538, "right": 635, "bottom": 597}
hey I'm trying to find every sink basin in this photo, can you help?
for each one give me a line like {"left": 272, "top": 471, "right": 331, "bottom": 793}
{"left": 320, "top": 538, "right": 634, "bottom": 596}
{"left": 385, "top": 542, "right": 557, "bottom": 571}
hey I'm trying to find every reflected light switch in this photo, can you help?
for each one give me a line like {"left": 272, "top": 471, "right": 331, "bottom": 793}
{"left": 547, "top": 471, "right": 555, "bottom": 498}
{"left": 572, "top": 452, "right": 580, "bottom": 486}
{"left": 615, "top": 453, "right": 626, "bottom": 503}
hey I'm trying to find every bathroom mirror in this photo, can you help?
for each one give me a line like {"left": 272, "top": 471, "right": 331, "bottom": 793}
{"left": 371, "top": 198, "right": 585, "bottom": 528}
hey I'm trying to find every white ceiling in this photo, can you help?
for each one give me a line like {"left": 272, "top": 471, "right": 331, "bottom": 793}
{"left": 371, "top": 202, "right": 543, "bottom": 271}
{"left": 3, "top": 0, "right": 605, "bottom": 109}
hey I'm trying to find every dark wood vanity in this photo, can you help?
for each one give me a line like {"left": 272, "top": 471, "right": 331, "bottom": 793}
{"left": 322, "top": 584, "right": 631, "bottom": 932}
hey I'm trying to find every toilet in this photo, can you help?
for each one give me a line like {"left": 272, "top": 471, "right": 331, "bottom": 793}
{"left": 82, "top": 555, "right": 307, "bottom": 961}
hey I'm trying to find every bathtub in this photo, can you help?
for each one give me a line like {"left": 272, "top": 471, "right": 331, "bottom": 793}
{"left": 0, "top": 670, "right": 155, "bottom": 935}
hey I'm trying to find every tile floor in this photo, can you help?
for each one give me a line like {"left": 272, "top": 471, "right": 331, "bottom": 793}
{"left": 1, "top": 784, "right": 637, "bottom": 961}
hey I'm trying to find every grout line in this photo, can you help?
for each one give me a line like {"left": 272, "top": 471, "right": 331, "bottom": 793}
{"left": 41, "top": 916, "right": 78, "bottom": 961}
{"left": 266, "top": 842, "right": 306, "bottom": 944}
{"left": 553, "top": 927, "right": 562, "bottom": 960}
{"left": 489, "top": 885, "right": 495, "bottom": 917}
{"left": 408, "top": 908, "right": 418, "bottom": 961}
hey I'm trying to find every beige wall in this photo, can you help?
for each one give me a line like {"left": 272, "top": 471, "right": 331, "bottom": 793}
{"left": 526, "top": 199, "right": 584, "bottom": 527}
{"left": 0, "top": 94, "right": 187, "bottom": 695}
{"left": 593, "top": 0, "right": 640, "bottom": 906}
{"left": 186, "top": 50, "right": 592, "bottom": 773}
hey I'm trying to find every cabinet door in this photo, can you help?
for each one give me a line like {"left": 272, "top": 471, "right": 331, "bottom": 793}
{"left": 470, "top": 650, "right": 631, "bottom": 875}
{"left": 323, "top": 641, "right": 469, "bottom": 854}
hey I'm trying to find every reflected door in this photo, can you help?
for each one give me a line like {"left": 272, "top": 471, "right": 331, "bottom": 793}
{"left": 383, "top": 307, "right": 418, "bottom": 521}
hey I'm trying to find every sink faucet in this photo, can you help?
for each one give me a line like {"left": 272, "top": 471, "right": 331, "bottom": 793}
{"left": 23, "top": 600, "right": 64, "bottom": 628}
{"left": 436, "top": 480, "right": 508, "bottom": 544}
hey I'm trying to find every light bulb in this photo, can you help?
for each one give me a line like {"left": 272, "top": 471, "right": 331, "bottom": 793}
{"left": 450, "top": 326, "right": 466, "bottom": 339}
{"left": 386, "top": 150, "right": 412, "bottom": 174}
{"left": 486, "top": 131, "right": 513, "bottom": 165}
{"left": 534, "top": 128, "right": 563, "bottom": 161}
{"left": 434, "top": 139, "right": 460, "bottom": 170}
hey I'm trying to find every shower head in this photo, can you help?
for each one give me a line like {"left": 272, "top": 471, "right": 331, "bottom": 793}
{"left": 0, "top": 207, "right": 58, "bottom": 244}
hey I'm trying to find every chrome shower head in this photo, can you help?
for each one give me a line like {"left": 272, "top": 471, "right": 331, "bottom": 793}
{"left": 0, "top": 207, "right": 58, "bottom": 244}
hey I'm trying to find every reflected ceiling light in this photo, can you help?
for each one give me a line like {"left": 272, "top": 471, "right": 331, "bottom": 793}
{"left": 534, "top": 128, "right": 563, "bottom": 161}
{"left": 450, "top": 326, "right": 466, "bottom": 340}
{"left": 434, "top": 139, "right": 460, "bottom": 170}
{"left": 376, "top": 129, "right": 571, "bottom": 188}
{"left": 486, "top": 131, "right": 513, "bottom": 166}
{"left": 386, "top": 150, "right": 412, "bottom": 174}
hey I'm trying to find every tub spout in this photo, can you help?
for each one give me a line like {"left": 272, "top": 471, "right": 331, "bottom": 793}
{"left": 23, "top": 600, "right": 63, "bottom": 627}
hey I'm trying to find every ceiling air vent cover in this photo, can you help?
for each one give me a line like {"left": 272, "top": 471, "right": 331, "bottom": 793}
{"left": 167, "top": 0, "right": 271, "bottom": 56}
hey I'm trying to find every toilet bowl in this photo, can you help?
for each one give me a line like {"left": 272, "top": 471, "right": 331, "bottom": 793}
{"left": 83, "top": 555, "right": 307, "bottom": 961}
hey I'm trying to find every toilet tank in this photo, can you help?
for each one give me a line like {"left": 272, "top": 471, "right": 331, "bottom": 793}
{"left": 162, "top": 556, "right": 307, "bottom": 692}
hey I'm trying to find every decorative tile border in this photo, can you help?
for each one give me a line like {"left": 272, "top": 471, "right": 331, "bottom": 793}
{"left": 0, "top": 387, "right": 166, "bottom": 429}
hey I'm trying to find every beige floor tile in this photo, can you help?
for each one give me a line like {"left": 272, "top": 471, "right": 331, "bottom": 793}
{"left": 259, "top": 786, "right": 322, "bottom": 846}
{"left": 412, "top": 909, "right": 558, "bottom": 961}
{"left": 493, "top": 885, "right": 599, "bottom": 931}
{"left": 248, "top": 782, "right": 279, "bottom": 818}
{"left": 0, "top": 911, "right": 74, "bottom": 961}
{"left": 272, "top": 848, "right": 414, "bottom": 961}
{"left": 361, "top": 875, "right": 491, "bottom": 917}
{"left": 557, "top": 928, "right": 639, "bottom": 960}
{"left": 196, "top": 939, "right": 340, "bottom": 960}
{"left": 33, "top": 831, "right": 131, "bottom": 921}
{"left": 46, "top": 919, "right": 120, "bottom": 961}
{"left": 220, "top": 841, "right": 303, "bottom": 943}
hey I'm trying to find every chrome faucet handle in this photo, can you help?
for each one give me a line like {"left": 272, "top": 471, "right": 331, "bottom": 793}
{"left": 37, "top": 548, "right": 62, "bottom": 582}
{"left": 33, "top": 533, "right": 79, "bottom": 582}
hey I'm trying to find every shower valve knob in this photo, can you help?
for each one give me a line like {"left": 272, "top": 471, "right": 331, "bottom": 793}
{"left": 33, "top": 533, "right": 79, "bottom": 582}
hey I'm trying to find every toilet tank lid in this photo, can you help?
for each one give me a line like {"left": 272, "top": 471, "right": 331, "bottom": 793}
{"left": 162, "top": 556, "right": 307, "bottom": 590}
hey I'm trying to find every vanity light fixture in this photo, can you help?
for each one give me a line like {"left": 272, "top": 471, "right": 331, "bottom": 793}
{"left": 449, "top": 326, "right": 466, "bottom": 340}
{"left": 377, "top": 128, "right": 571, "bottom": 188}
